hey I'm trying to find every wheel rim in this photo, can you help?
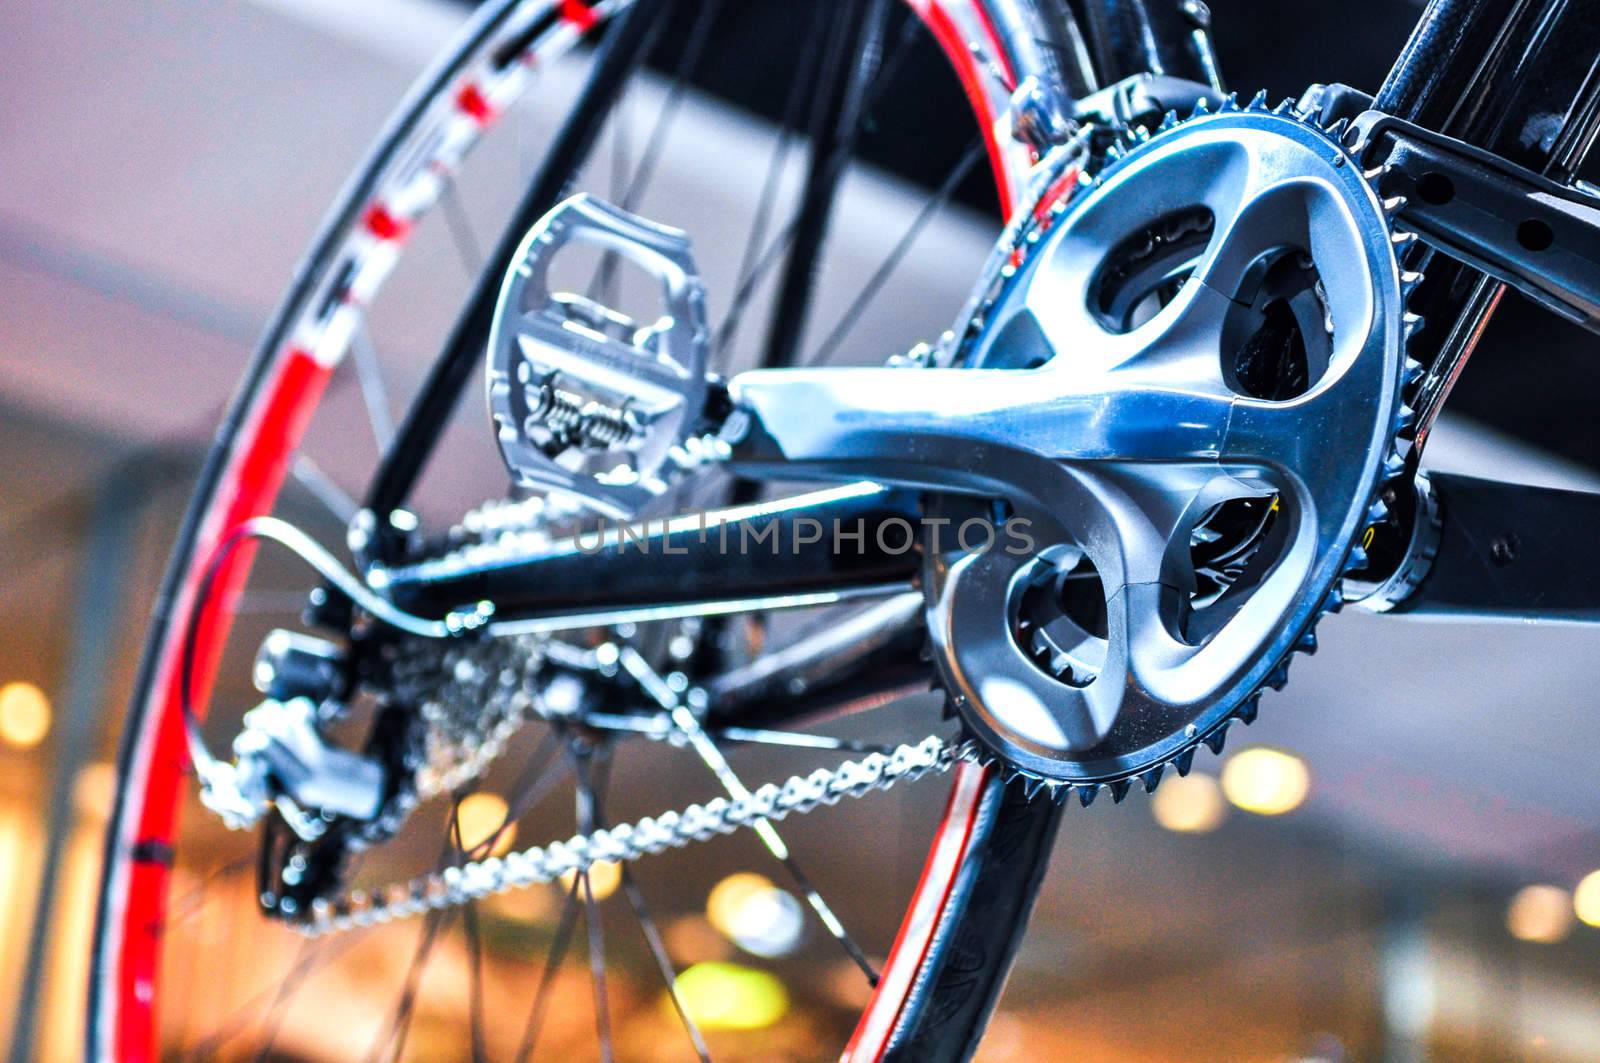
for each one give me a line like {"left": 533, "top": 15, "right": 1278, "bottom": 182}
{"left": 90, "top": 2, "right": 1061, "bottom": 1058}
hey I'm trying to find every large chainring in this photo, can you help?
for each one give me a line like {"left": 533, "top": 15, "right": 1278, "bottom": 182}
{"left": 928, "top": 95, "right": 1421, "bottom": 803}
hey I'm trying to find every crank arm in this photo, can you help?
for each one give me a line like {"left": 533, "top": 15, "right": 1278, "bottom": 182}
{"left": 1361, "top": 472, "right": 1600, "bottom": 622}
{"left": 1347, "top": 108, "right": 1600, "bottom": 332}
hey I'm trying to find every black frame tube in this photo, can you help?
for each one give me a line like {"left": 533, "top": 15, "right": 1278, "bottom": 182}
{"left": 1375, "top": 0, "right": 1600, "bottom": 452}
{"left": 757, "top": 0, "right": 891, "bottom": 373}
{"left": 1075, "top": 0, "right": 1220, "bottom": 88}
{"left": 383, "top": 488, "right": 923, "bottom": 621}
{"left": 363, "top": 0, "right": 678, "bottom": 562}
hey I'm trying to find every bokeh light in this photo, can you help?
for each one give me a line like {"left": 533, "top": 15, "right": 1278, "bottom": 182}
{"left": 1149, "top": 771, "right": 1227, "bottom": 833}
{"left": 1507, "top": 884, "right": 1574, "bottom": 944}
{"left": 454, "top": 792, "right": 515, "bottom": 858}
{"left": 1574, "top": 870, "right": 1600, "bottom": 928}
{"left": 1220, "top": 747, "right": 1310, "bottom": 816}
{"left": 671, "top": 961, "right": 789, "bottom": 1031}
{"left": 706, "top": 872, "right": 804, "bottom": 957}
{"left": 0, "top": 681, "right": 51, "bottom": 749}
{"left": 560, "top": 859, "right": 622, "bottom": 901}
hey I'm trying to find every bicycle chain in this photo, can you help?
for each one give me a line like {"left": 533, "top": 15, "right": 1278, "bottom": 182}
{"left": 292, "top": 734, "right": 963, "bottom": 935}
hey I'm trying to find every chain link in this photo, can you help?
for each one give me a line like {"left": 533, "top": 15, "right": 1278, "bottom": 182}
{"left": 294, "top": 734, "right": 963, "bottom": 936}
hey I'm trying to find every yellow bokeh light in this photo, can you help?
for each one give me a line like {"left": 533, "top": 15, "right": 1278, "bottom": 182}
{"left": 669, "top": 962, "right": 789, "bottom": 1031}
{"left": 1149, "top": 772, "right": 1226, "bottom": 833}
{"left": 560, "top": 859, "right": 622, "bottom": 901}
{"left": 705, "top": 871, "right": 802, "bottom": 956}
{"left": 1507, "top": 884, "right": 1574, "bottom": 944}
{"left": 454, "top": 792, "right": 515, "bottom": 858}
{"left": 706, "top": 872, "right": 778, "bottom": 938}
{"left": 0, "top": 682, "right": 51, "bottom": 749}
{"left": 1220, "top": 747, "right": 1309, "bottom": 816}
{"left": 1574, "top": 870, "right": 1600, "bottom": 928}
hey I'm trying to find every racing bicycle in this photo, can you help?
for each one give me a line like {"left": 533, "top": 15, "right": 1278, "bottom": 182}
{"left": 89, "top": 0, "right": 1600, "bottom": 1058}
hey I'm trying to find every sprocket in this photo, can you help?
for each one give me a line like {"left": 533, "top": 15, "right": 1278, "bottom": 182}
{"left": 928, "top": 91, "right": 1425, "bottom": 805}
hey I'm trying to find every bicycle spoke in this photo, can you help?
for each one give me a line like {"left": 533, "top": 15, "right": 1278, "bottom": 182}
{"left": 249, "top": 939, "right": 323, "bottom": 1063}
{"left": 364, "top": 906, "right": 454, "bottom": 1063}
{"left": 163, "top": 855, "right": 252, "bottom": 929}
{"left": 350, "top": 320, "right": 397, "bottom": 453}
{"left": 186, "top": 931, "right": 365, "bottom": 1060}
{"left": 292, "top": 453, "right": 359, "bottom": 525}
{"left": 759, "top": 0, "right": 891, "bottom": 372}
{"left": 677, "top": 708, "right": 879, "bottom": 983}
{"left": 439, "top": 181, "right": 486, "bottom": 277}
{"left": 571, "top": 747, "right": 615, "bottom": 1063}
{"left": 365, "top": 821, "right": 468, "bottom": 1063}
{"left": 469, "top": 730, "right": 564, "bottom": 860}
{"left": 619, "top": 867, "right": 713, "bottom": 1061}
{"left": 512, "top": 877, "right": 585, "bottom": 1063}
{"left": 621, "top": 0, "right": 727, "bottom": 211}
{"left": 807, "top": 137, "right": 985, "bottom": 365}
{"left": 591, "top": 0, "right": 727, "bottom": 299}
{"left": 619, "top": 646, "right": 879, "bottom": 983}
{"left": 713, "top": 222, "right": 802, "bottom": 357}
{"left": 715, "top": 3, "right": 828, "bottom": 358}
{"left": 577, "top": 710, "right": 897, "bottom": 754}
{"left": 463, "top": 900, "right": 490, "bottom": 1063}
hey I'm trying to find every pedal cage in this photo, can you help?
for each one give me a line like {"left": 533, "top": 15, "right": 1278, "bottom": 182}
{"left": 487, "top": 194, "right": 709, "bottom": 517}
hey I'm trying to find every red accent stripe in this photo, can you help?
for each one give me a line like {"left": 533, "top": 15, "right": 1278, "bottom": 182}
{"left": 454, "top": 82, "right": 496, "bottom": 125}
{"left": 1032, "top": 165, "right": 1079, "bottom": 228}
{"left": 842, "top": 761, "right": 990, "bottom": 1061}
{"left": 560, "top": 0, "right": 599, "bottom": 31}
{"left": 916, "top": 1, "right": 1012, "bottom": 217}
{"left": 362, "top": 203, "right": 411, "bottom": 242}
{"left": 970, "top": 1, "right": 1017, "bottom": 89}
{"left": 114, "top": 347, "right": 332, "bottom": 1060}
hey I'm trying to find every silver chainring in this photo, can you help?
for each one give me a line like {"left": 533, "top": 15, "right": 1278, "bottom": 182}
{"left": 927, "top": 95, "right": 1421, "bottom": 801}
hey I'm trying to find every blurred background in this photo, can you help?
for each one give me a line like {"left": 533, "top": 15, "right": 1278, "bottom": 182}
{"left": 4, "top": 0, "right": 1600, "bottom": 1060}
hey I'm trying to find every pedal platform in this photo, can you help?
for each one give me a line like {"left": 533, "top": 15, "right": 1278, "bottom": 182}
{"left": 487, "top": 194, "right": 710, "bottom": 517}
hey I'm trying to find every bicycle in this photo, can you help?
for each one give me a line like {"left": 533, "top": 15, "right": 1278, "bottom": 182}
{"left": 88, "top": 0, "right": 1600, "bottom": 1058}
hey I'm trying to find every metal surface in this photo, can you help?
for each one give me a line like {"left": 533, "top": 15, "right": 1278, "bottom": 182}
{"left": 728, "top": 105, "right": 1409, "bottom": 785}
{"left": 1389, "top": 472, "right": 1600, "bottom": 622}
{"left": 363, "top": 0, "right": 673, "bottom": 558}
{"left": 196, "top": 696, "right": 387, "bottom": 836}
{"left": 380, "top": 482, "right": 922, "bottom": 620}
{"left": 1350, "top": 108, "right": 1600, "bottom": 332}
{"left": 1373, "top": 0, "right": 1600, "bottom": 455}
{"left": 1348, "top": 472, "right": 1441, "bottom": 614}
{"left": 289, "top": 734, "right": 955, "bottom": 933}
{"left": 487, "top": 194, "right": 711, "bottom": 516}
{"left": 1077, "top": 0, "right": 1223, "bottom": 89}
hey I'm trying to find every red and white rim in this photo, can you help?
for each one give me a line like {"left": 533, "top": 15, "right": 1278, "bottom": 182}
{"left": 94, "top": 2, "right": 1037, "bottom": 1058}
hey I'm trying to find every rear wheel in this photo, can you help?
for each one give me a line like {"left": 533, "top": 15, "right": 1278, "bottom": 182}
{"left": 89, "top": 2, "right": 1076, "bottom": 1058}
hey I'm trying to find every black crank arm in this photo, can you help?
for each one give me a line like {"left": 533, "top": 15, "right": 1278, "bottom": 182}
{"left": 1385, "top": 472, "right": 1600, "bottom": 623}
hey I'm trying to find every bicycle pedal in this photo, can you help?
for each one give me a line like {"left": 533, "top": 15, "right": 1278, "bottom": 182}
{"left": 488, "top": 193, "right": 710, "bottom": 518}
